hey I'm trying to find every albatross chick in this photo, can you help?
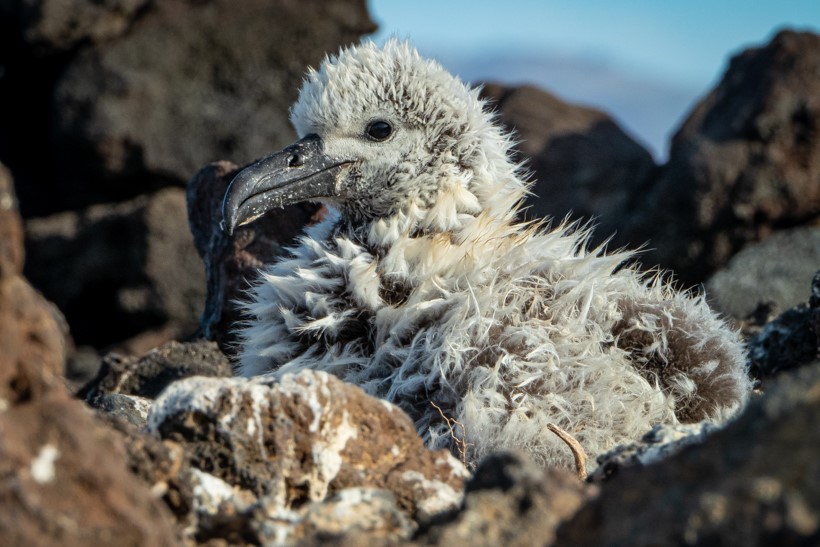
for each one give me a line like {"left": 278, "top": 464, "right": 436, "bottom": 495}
{"left": 222, "top": 40, "right": 752, "bottom": 472}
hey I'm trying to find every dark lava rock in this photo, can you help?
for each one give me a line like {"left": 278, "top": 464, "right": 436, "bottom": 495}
{"left": 24, "top": 188, "right": 204, "bottom": 349}
{"left": 414, "top": 451, "right": 592, "bottom": 546}
{"left": 82, "top": 339, "right": 232, "bottom": 401}
{"left": 622, "top": 30, "right": 820, "bottom": 285}
{"left": 0, "top": 0, "right": 147, "bottom": 54}
{"left": 186, "top": 160, "right": 326, "bottom": 354}
{"left": 746, "top": 271, "right": 820, "bottom": 381}
{"left": 48, "top": 0, "right": 376, "bottom": 210}
{"left": 555, "top": 360, "right": 820, "bottom": 546}
{"left": 90, "top": 392, "right": 154, "bottom": 429}
{"left": 480, "top": 83, "right": 657, "bottom": 241}
{"left": 707, "top": 226, "right": 820, "bottom": 322}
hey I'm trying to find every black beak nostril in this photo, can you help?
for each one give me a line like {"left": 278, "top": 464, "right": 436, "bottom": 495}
{"left": 288, "top": 153, "right": 303, "bottom": 168}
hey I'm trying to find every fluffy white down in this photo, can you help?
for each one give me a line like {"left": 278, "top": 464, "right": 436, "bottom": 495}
{"left": 235, "top": 40, "right": 752, "bottom": 471}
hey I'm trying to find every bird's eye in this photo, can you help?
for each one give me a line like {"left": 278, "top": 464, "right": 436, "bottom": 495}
{"left": 366, "top": 120, "right": 392, "bottom": 141}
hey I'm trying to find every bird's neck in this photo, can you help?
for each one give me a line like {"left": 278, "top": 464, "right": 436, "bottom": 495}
{"left": 326, "top": 169, "right": 531, "bottom": 292}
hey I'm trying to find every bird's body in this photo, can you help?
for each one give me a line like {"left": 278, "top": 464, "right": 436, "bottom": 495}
{"left": 226, "top": 41, "right": 751, "bottom": 471}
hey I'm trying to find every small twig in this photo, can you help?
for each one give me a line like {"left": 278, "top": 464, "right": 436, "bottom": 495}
{"left": 547, "top": 423, "right": 588, "bottom": 480}
{"left": 431, "top": 401, "right": 470, "bottom": 467}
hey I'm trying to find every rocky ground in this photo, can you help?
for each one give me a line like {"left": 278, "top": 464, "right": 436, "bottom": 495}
{"left": 0, "top": 1, "right": 818, "bottom": 545}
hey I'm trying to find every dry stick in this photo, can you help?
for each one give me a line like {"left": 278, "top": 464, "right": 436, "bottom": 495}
{"left": 547, "top": 423, "right": 588, "bottom": 480}
{"left": 430, "top": 401, "right": 470, "bottom": 466}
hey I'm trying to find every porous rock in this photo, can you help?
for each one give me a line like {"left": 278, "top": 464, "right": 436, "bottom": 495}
{"left": 0, "top": 392, "right": 178, "bottom": 546}
{"left": 283, "top": 487, "right": 415, "bottom": 545}
{"left": 480, "top": 83, "right": 656, "bottom": 241}
{"left": 622, "top": 30, "right": 820, "bottom": 285}
{"left": 148, "top": 369, "right": 469, "bottom": 542}
{"left": 82, "top": 339, "right": 232, "bottom": 402}
{"left": 746, "top": 270, "right": 820, "bottom": 381}
{"left": 186, "top": 161, "right": 325, "bottom": 354}
{"left": 555, "top": 361, "right": 820, "bottom": 546}
{"left": 413, "top": 451, "right": 593, "bottom": 546}
{"left": 89, "top": 392, "right": 154, "bottom": 429}
{"left": 24, "top": 187, "right": 204, "bottom": 349}
{"left": 590, "top": 422, "right": 721, "bottom": 481}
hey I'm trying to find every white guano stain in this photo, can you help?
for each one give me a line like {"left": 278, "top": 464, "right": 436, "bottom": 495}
{"left": 31, "top": 444, "right": 60, "bottom": 484}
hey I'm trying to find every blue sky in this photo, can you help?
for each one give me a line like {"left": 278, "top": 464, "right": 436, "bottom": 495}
{"left": 367, "top": 1, "right": 820, "bottom": 158}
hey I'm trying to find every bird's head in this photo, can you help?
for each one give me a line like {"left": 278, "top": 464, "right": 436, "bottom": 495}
{"left": 223, "top": 40, "right": 522, "bottom": 236}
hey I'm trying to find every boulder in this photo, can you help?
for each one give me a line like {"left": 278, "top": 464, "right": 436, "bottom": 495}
{"left": 0, "top": 392, "right": 179, "bottom": 546}
{"left": 0, "top": 0, "right": 147, "bottom": 54}
{"left": 555, "top": 361, "right": 820, "bottom": 546}
{"left": 480, "top": 83, "right": 657, "bottom": 242}
{"left": 0, "top": 163, "right": 67, "bottom": 404}
{"left": 24, "top": 188, "right": 204, "bottom": 350}
{"left": 48, "top": 0, "right": 376, "bottom": 209}
{"left": 706, "top": 226, "right": 820, "bottom": 321}
{"left": 414, "top": 451, "right": 592, "bottom": 546}
{"left": 148, "top": 369, "right": 469, "bottom": 543}
{"left": 622, "top": 30, "right": 820, "bottom": 285}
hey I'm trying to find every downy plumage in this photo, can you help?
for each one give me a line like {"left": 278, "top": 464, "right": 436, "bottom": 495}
{"left": 223, "top": 40, "right": 752, "bottom": 472}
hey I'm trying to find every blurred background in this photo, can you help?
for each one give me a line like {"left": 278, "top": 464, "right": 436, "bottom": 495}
{"left": 369, "top": 0, "right": 820, "bottom": 159}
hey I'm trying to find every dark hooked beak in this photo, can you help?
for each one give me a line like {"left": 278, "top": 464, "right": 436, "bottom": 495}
{"left": 221, "top": 134, "right": 351, "bottom": 234}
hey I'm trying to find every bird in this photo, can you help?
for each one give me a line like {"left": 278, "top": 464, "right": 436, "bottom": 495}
{"left": 221, "top": 40, "right": 752, "bottom": 472}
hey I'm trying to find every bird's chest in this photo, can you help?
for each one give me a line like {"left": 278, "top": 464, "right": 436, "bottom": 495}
{"left": 281, "top": 245, "right": 456, "bottom": 356}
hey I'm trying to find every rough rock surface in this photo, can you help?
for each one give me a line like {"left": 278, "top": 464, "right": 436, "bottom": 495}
{"left": 82, "top": 339, "right": 232, "bottom": 401}
{"left": 707, "top": 226, "right": 820, "bottom": 321}
{"left": 555, "top": 361, "right": 820, "bottom": 546}
{"left": 0, "top": 0, "right": 148, "bottom": 54}
{"left": 590, "top": 422, "right": 722, "bottom": 481}
{"left": 746, "top": 271, "right": 820, "bottom": 381}
{"left": 0, "top": 184, "right": 180, "bottom": 545}
{"left": 622, "top": 30, "right": 820, "bottom": 285}
{"left": 414, "top": 451, "right": 591, "bottom": 546}
{"left": 48, "top": 0, "right": 376, "bottom": 210}
{"left": 0, "top": 163, "right": 67, "bottom": 404}
{"left": 0, "top": 392, "right": 179, "bottom": 545}
{"left": 148, "top": 369, "right": 469, "bottom": 543}
{"left": 186, "top": 161, "right": 325, "bottom": 354}
{"left": 480, "top": 83, "right": 657, "bottom": 241}
{"left": 24, "top": 188, "right": 205, "bottom": 349}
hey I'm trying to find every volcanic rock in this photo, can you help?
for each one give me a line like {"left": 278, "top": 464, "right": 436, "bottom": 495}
{"left": 480, "top": 83, "right": 657, "bottom": 241}
{"left": 83, "top": 339, "right": 231, "bottom": 400}
{"left": 148, "top": 369, "right": 469, "bottom": 543}
{"left": 707, "top": 226, "right": 820, "bottom": 321}
{"left": 414, "top": 451, "right": 592, "bottom": 546}
{"left": 0, "top": 392, "right": 179, "bottom": 545}
{"left": 24, "top": 188, "right": 204, "bottom": 350}
{"left": 47, "top": 0, "right": 376, "bottom": 210}
{"left": 555, "top": 361, "right": 820, "bottom": 546}
{"left": 622, "top": 30, "right": 820, "bottom": 285}
{"left": 0, "top": 0, "right": 147, "bottom": 54}
{"left": 746, "top": 271, "right": 820, "bottom": 381}
{"left": 0, "top": 163, "right": 67, "bottom": 404}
